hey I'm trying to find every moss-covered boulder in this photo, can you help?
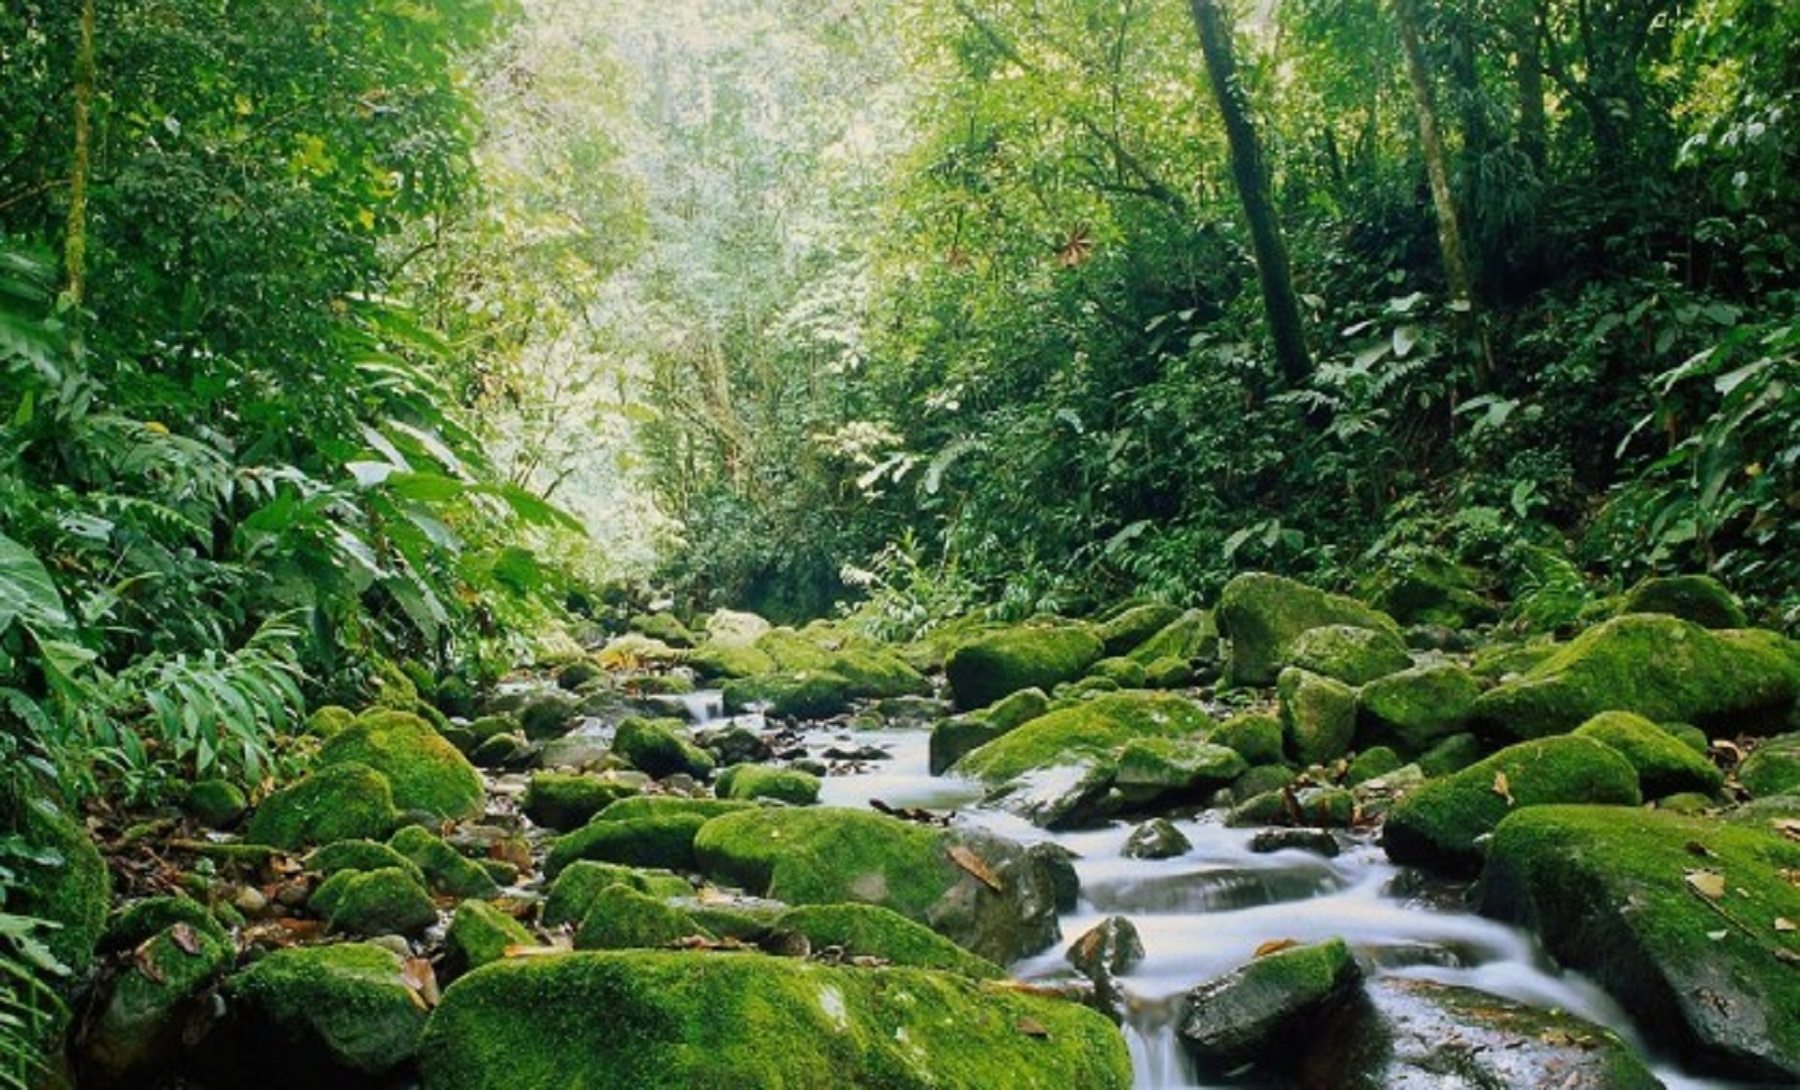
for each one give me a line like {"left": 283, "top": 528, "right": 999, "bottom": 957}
{"left": 1278, "top": 668, "right": 1357, "bottom": 767}
{"left": 1481, "top": 805, "right": 1800, "bottom": 1081}
{"left": 1215, "top": 712, "right": 1285, "bottom": 766}
{"left": 928, "top": 687, "right": 1050, "bottom": 775}
{"left": 694, "top": 807, "right": 1067, "bottom": 964}
{"left": 687, "top": 640, "right": 778, "bottom": 682}
{"left": 418, "top": 951, "right": 1129, "bottom": 1090}
{"left": 1383, "top": 736, "right": 1641, "bottom": 872}
{"left": 317, "top": 710, "right": 485, "bottom": 821}
{"left": 1619, "top": 574, "right": 1748, "bottom": 629}
{"left": 182, "top": 778, "right": 248, "bottom": 828}
{"left": 522, "top": 770, "right": 641, "bottom": 831}
{"left": 1356, "top": 662, "right": 1481, "bottom": 754}
{"left": 1738, "top": 731, "right": 1800, "bottom": 798}
{"left": 542, "top": 861, "right": 693, "bottom": 929}
{"left": 1112, "top": 737, "right": 1246, "bottom": 805}
{"left": 245, "top": 762, "right": 400, "bottom": 850}
{"left": 612, "top": 716, "right": 716, "bottom": 780}
{"left": 82, "top": 921, "right": 233, "bottom": 1084}
{"left": 545, "top": 797, "right": 752, "bottom": 878}
{"left": 1227, "top": 785, "right": 1356, "bottom": 829}
{"left": 4, "top": 792, "right": 109, "bottom": 977}
{"left": 574, "top": 884, "right": 711, "bottom": 950}
{"left": 944, "top": 623, "right": 1104, "bottom": 711}
{"left": 1088, "top": 656, "right": 1148, "bottom": 687}
{"left": 310, "top": 865, "right": 438, "bottom": 938}
{"left": 1178, "top": 938, "right": 1363, "bottom": 1075}
{"left": 770, "top": 904, "right": 1005, "bottom": 979}
{"left": 389, "top": 826, "right": 501, "bottom": 899}
{"left": 224, "top": 943, "right": 428, "bottom": 1081}
{"left": 1126, "top": 608, "right": 1220, "bottom": 665}
{"left": 1472, "top": 615, "right": 1800, "bottom": 741}
{"left": 629, "top": 611, "right": 696, "bottom": 648}
{"left": 1572, "top": 711, "right": 1724, "bottom": 799}
{"left": 721, "top": 670, "right": 859, "bottom": 719}
{"left": 1359, "top": 548, "right": 1498, "bottom": 630}
{"left": 715, "top": 763, "right": 820, "bottom": 805}
{"left": 1218, "top": 573, "right": 1399, "bottom": 688}
{"left": 304, "top": 704, "right": 357, "bottom": 739}
{"left": 1285, "top": 624, "right": 1412, "bottom": 686}
{"left": 1094, "top": 602, "right": 1184, "bottom": 656}
{"left": 305, "top": 839, "right": 423, "bottom": 884}
{"left": 444, "top": 899, "right": 533, "bottom": 978}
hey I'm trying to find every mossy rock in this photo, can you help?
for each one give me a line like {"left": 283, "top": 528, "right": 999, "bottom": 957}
{"left": 417, "top": 951, "right": 1132, "bottom": 1090}
{"left": 687, "top": 640, "right": 778, "bottom": 682}
{"left": 546, "top": 814, "right": 712, "bottom": 878}
{"left": 1357, "top": 662, "right": 1481, "bottom": 754}
{"left": 1481, "top": 805, "right": 1800, "bottom": 1081}
{"left": 1285, "top": 624, "right": 1412, "bottom": 686}
{"left": 523, "top": 771, "right": 642, "bottom": 832}
{"left": 1472, "top": 615, "right": 1800, "bottom": 741}
{"left": 1216, "top": 712, "right": 1285, "bottom": 766}
{"left": 715, "top": 764, "right": 821, "bottom": 805}
{"left": 444, "top": 899, "right": 531, "bottom": 978}
{"left": 318, "top": 710, "right": 485, "bottom": 821}
{"left": 927, "top": 687, "right": 1049, "bottom": 775}
{"left": 771, "top": 903, "right": 1005, "bottom": 979}
{"left": 1470, "top": 640, "right": 1559, "bottom": 681}
{"left": 517, "top": 692, "right": 580, "bottom": 740}
{"left": 1178, "top": 937, "right": 1362, "bottom": 1073}
{"left": 84, "top": 921, "right": 234, "bottom": 1084}
{"left": 1218, "top": 573, "right": 1399, "bottom": 687}
{"left": 1619, "top": 574, "right": 1748, "bottom": 629}
{"left": 629, "top": 611, "right": 696, "bottom": 648}
{"left": 613, "top": 716, "right": 716, "bottom": 780}
{"left": 469, "top": 732, "right": 533, "bottom": 771}
{"left": 1143, "top": 655, "right": 1195, "bottom": 689}
{"left": 1230, "top": 763, "right": 1297, "bottom": 802}
{"left": 1417, "top": 732, "right": 1488, "bottom": 777}
{"left": 542, "top": 862, "right": 693, "bottom": 929}
{"left": 305, "top": 840, "right": 423, "bottom": 885}
{"left": 574, "top": 884, "right": 712, "bottom": 950}
{"left": 103, "top": 895, "right": 229, "bottom": 954}
{"left": 693, "top": 808, "right": 1065, "bottom": 964}
{"left": 1227, "top": 785, "right": 1356, "bottom": 828}
{"left": 1126, "top": 608, "right": 1219, "bottom": 665}
{"left": 304, "top": 704, "right": 357, "bottom": 738}
{"left": 1346, "top": 746, "right": 1404, "bottom": 786}
{"left": 1095, "top": 602, "right": 1184, "bottom": 656}
{"left": 1572, "top": 711, "right": 1724, "bottom": 799}
{"left": 1359, "top": 548, "right": 1498, "bottom": 630}
{"left": 310, "top": 865, "right": 438, "bottom": 938}
{"left": 226, "top": 942, "right": 428, "bottom": 1079}
{"left": 1382, "top": 736, "right": 1641, "bottom": 872}
{"left": 245, "top": 761, "right": 400, "bottom": 850}
{"left": 183, "top": 778, "right": 249, "bottom": 827}
{"left": 1089, "top": 656, "right": 1148, "bottom": 687}
{"left": 953, "top": 690, "right": 1214, "bottom": 785}
{"left": 4, "top": 793, "right": 110, "bottom": 976}
{"left": 1278, "top": 668, "right": 1357, "bottom": 767}
{"left": 389, "top": 826, "right": 501, "bottom": 899}
{"left": 593, "top": 795, "right": 753, "bottom": 824}
{"left": 944, "top": 623, "right": 1104, "bottom": 711}
{"left": 1054, "top": 675, "right": 1119, "bottom": 700}
{"left": 751, "top": 628, "right": 931, "bottom": 702}
{"left": 1112, "top": 737, "right": 1246, "bottom": 805}
{"left": 722, "top": 670, "right": 860, "bottom": 719}
{"left": 1737, "top": 732, "right": 1800, "bottom": 799}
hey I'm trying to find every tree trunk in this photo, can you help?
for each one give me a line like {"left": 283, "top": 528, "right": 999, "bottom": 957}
{"left": 64, "top": 0, "right": 96, "bottom": 314}
{"left": 1515, "top": 0, "right": 1547, "bottom": 174}
{"left": 1187, "top": 0, "right": 1310, "bottom": 390}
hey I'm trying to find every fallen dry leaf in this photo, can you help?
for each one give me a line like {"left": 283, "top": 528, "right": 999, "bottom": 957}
{"left": 1685, "top": 870, "right": 1727, "bottom": 900}
{"left": 402, "top": 956, "right": 439, "bottom": 1008}
{"left": 1775, "top": 917, "right": 1795, "bottom": 933}
{"left": 169, "top": 921, "right": 202, "bottom": 956}
{"left": 947, "top": 845, "right": 1003, "bottom": 892}
{"left": 1015, "top": 1016, "right": 1049, "bottom": 1038}
{"left": 1254, "top": 938, "right": 1300, "bottom": 958}
{"left": 1492, "top": 771, "right": 1514, "bottom": 806}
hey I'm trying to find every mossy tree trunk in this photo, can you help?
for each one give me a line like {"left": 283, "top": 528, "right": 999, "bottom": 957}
{"left": 64, "top": 0, "right": 96, "bottom": 318}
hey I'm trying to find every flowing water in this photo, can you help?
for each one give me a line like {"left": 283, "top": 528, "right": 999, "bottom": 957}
{"left": 688, "top": 699, "right": 1746, "bottom": 1089}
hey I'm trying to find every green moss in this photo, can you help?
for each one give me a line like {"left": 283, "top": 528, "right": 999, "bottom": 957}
{"left": 721, "top": 670, "right": 858, "bottom": 718}
{"left": 715, "top": 764, "right": 821, "bottom": 805}
{"left": 1572, "top": 711, "right": 1724, "bottom": 799}
{"left": 1482, "top": 806, "right": 1800, "bottom": 1079}
{"left": 228, "top": 942, "right": 428, "bottom": 1076}
{"left": 1181, "top": 938, "right": 1361, "bottom": 1071}
{"left": 771, "top": 904, "right": 1004, "bottom": 979}
{"left": 1055, "top": 676, "right": 1120, "bottom": 699}
{"left": 304, "top": 704, "right": 357, "bottom": 738}
{"left": 944, "top": 623, "right": 1104, "bottom": 711}
{"left": 687, "top": 641, "right": 778, "bottom": 681}
{"left": 1472, "top": 615, "right": 1800, "bottom": 741}
{"left": 1230, "top": 764, "right": 1297, "bottom": 802}
{"left": 1418, "top": 732, "right": 1488, "bottom": 777}
{"left": 1278, "top": 668, "right": 1357, "bottom": 767}
{"left": 630, "top": 612, "right": 697, "bottom": 647}
{"left": 1127, "top": 608, "right": 1219, "bottom": 665}
{"left": 244, "top": 761, "right": 400, "bottom": 850}
{"left": 1112, "top": 737, "right": 1246, "bottom": 804}
{"left": 546, "top": 814, "right": 712, "bottom": 877}
{"left": 417, "top": 951, "right": 1132, "bottom": 1090}
{"left": 694, "top": 807, "right": 955, "bottom": 921}
{"left": 1619, "top": 574, "right": 1747, "bottom": 629}
{"left": 1738, "top": 732, "right": 1800, "bottom": 799}
{"left": 389, "top": 826, "right": 501, "bottom": 899}
{"left": 928, "top": 687, "right": 1050, "bottom": 774}
{"left": 310, "top": 866, "right": 438, "bottom": 937}
{"left": 1383, "top": 736, "right": 1642, "bottom": 872}
{"left": 183, "top": 778, "right": 248, "bottom": 827}
{"left": 1360, "top": 549, "right": 1498, "bottom": 629}
{"left": 1470, "top": 640, "right": 1559, "bottom": 681}
{"left": 1217, "top": 572, "right": 1399, "bottom": 687}
{"left": 1347, "top": 746, "right": 1404, "bottom": 786}
{"left": 574, "top": 884, "right": 713, "bottom": 950}
{"left": 1089, "top": 656, "right": 1148, "bottom": 687}
{"left": 1227, "top": 786, "right": 1356, "bottom": 828}
{"left": 542, "top": 861, "right": 693, "bottom": 929}
{"left": 103, "top": 895, "right": 228, "bottom": 954}
{"left": 1357, "top": 663, "right": 1481, "bottom": 754}
{"left": 613, "top": 716, "right": 717, "bottom": 779}
{"left": 1216, "top": 712, "right": 1285, "bottom": 765}
{"left": 523, "top": 771, "right": 641, "bottom": 831}
{"left": 1285, "top": 624, "right": 1413, "bottom": 685}
{"left": 305, "top": 839, "right": 423, "bottom": 884}
{"left": 1094, "top": 602, "right": 1184, "bottom": 656}
{"left": 318, "top": 710, "right": 485, "bottom": 820}
{"left": 953, "top": 691, "right": 1214, "bottom": 783}
{"left": 445, "top": 899, "right": 534, "bottom": 975}
{"left": 518, "top": 692, "right": 579, "bottom": 740}
{"left": 1143, "top": 655, "right": 1194, "bottom": 689}
{"left": 85, "top": 922, "right": 233, "bottom": 1081}
{"left": 594, "top": 796, "right": 753, "bottom": 824}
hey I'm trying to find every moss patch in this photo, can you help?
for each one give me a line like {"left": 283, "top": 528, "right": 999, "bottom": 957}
{"left": 1357, "top": 663, "right": 1481, "bottom": 754}
{"left": 1218, "top": 572, "right": 1398, "bottom": 687}
{"left": 613, "top": 716, "right": 717, "bottom": 779}
{"left": 306, "top": 839, "right": 423, "bottom": 884}
{"left": 1738, "top": 732, "right": 1800, "bottom": 799}
{"left": 1572, "top": 711, "right": 1724, "bottom": 799}
{"left": 953, "top": 691, "right": 1214, "bottom": 783}
{"left": 695, "top": 807, "right": 954, "bottom": 921}
{"left": 944, "top": 623, "right": 1104, "bottom": 711}
{"left": 244, "top": 761, "right": 399, "bottom": 850}
{"left": 390, "top": 826, "right": 501, "bottom": 899}
{"left": 1278, "top": 668, "right": 1357, "bottom": 767}
{"left": 5, "top": 794, "right": 110, "bottom": 975}
{"left": 522, "top": 771, "right": 641, "bottom": 832}
{"left": 1619, "top": 574, "right": 1747, "bottom": 629}
{"left": 928, "top": 687, "right": 1050, "bottom": 774}
{"left": 318, "top": 710, "right": 485, "bottom": 820}
{"left": 715, "top": 764, "right": 820, "bottom": 805}
{"left": 542, "top": 862, "right": 693, "bottom": 929}
{"left": 310, "top": 865, "right": 438, "bottom": 938}
{"left": 227, "top": 942, "right": 428, "bottom": 1077}
{"left": 1126, "top": 608, "right": 1219, "bottom": 665}
{"left": 1285, "top": 624, "right": 1412, "bottom": 686}
{"left": 771, "top": 903, "right": 1004, "bottom": 979}
{"left": 574, "top": 884, "right": 713, "bottom": 950}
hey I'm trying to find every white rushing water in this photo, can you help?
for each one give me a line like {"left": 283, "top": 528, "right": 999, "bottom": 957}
{"left": 705, "top": 705, "right": 1749, "bottom": 1090}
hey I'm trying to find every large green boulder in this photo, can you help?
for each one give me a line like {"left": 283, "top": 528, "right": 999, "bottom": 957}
{"left": 1217, "top": 573, "right": 1399, "bottom": 687}
{"left": 1738, "top": 731, "right": 1800, "bottom": 798}
{"left": 612, "top": 716, "right": 716, "bottom": 780}
{"left": 1472, "top": 614, "right": 1800, "bottom": 741}
{"left": 1571, "top": 711, "right": 1724, "bottom": 799}
{"left": 721, "top": 670, "right": 860, "bottom": 719}
{"left": 1126, "top": 608, "right": 1220, "bottom": 665}
{"left": 694, "top": 807, "right": 1068, "bottom": 964}
{"left": 82, "top": 921, "right": 233, "bottom": 1084}
{"left": 310, "top": 865, "right": 438, "bottom": 938}
{"left": 444, "top": 899, "right": 534, "bottom": 977}
{"left": 1178, "top": 938, "right": 1363, "bottom": 1075}
{"left": 522, "top": 771, "right": 642, "bottom": 832}
{"left": 389, "top": 826, "right": 501, "bottom": 899}
{"left": 1357, "top": 662, "right": 1481, "bottom": 754}
{"left": 224, "top": 943, "right": 428, "bottom": 1081}
{"left": 927, "top": 687, "right": 1050, "bottom": 774}
{"left": 1112, "top": 737, "right": 1246, "bottom": 805}
{"left": 715, "top": 763, "right": 820, "bottom": 805}
{"left": 1094, "top": 602, "right": 1184, "bottom": 656}
{"left": 542, "top": 861, "right": 693, "bottom": 929}
{"left": 1382, "top": 736, "right": 1641, "bottom": 872}
{"left": 1284, "top": 624, "right": 1412, "bottom": 686}
{"left": 417, "top": 952, "right": 1131, "bottom": 1090}
{"left": 1278, "top": 668, "right": 1357, "bottom": 767}
{"left": 1619, "top": 574, "right": 1748, "bottom": 629}
{"left": 244, "top": 761, "right": 400, "bottom": 850}
{"left": 546, "top": 797, "right": 752, "bottom": 877}
{"left": 1481, "top": 806, "right": 1800, "bottom": 1081}
{"left": 318, "top": 710, "right": 485, "bottom": 821}
{"left": 944, "top": 623, "right": 1104, "bottom": 711}
{"left": 574, "top": 884, "right": 712, "bottom": 951}
{"left": 770, "top": 904, "right": 1005, "bottom": 979}
{"left": 755, "top": 627, "right": 932, "bottom": 701}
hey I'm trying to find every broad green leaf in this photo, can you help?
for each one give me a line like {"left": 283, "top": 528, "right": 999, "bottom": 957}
{"left": 0, "top": 533, "right": 70, "bottom": 638}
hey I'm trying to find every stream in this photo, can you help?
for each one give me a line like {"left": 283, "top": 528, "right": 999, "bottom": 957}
{"left": 668, "top": 691, "right": 1748, "bottom": 1090}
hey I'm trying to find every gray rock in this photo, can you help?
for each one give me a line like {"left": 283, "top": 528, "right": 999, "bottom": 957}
{"left": 1122, "top": 818, "right": 1192, "bottom": 860}
{"left": 1179, "top": 937, "right": 1363, "bottom": 1074}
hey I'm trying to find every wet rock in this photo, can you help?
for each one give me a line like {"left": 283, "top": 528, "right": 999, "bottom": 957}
{"left": 574, "top": 884, "right": 712, "bottom": 950}
{"left": 417, "top": 951, "right": 1132, "bottom": 1090}
{"left": 612, "top": 716, "right": 716, "bottom": 780}
{"left": 1345, "top": 746, "right": 1402, "bottom": 786}
{"left": 1217, "top": 572, "right": 1400, "bottom": 688}
{"left": 693, "top": 806, "right": 1068, "bottom": 964}
{"left": 928, "top": 687, "right": 1050, "bottom": 774}
{"left": 1738, "top": 731, "right": 1800, "bottom": 798}
{"left": 944, "top": 621, "right": 1105, "bottom": 710}
{"left": 1481, "top": 805, "right": 1800, "bottom": 1081}
{"left": 469, "top": 731, "right": 535, "bottom": 771}
{"left": 1472, "top": 614, "right": 1799, "bottom": 741}
{"left": 219, "top": 943, "right": 428, "bottom": 1085}
{"left": 1179, "top": 937, "right": 1363, "bottom": 1075}
{"left": 722, "top": 670, "right": 861, "bottom": 719}
{"left": 1619, "top": 574, "right": 1747, "bottom": 629}
{"left": 1227, "top": 785, "right": 1356, "bottom": 829}
{"left": 522, "top": 770, "right": 644, "bottom": 831}
{"left": 696, "top": 723, "right": 770, "bottom": 766}
{"left": 1383, "top": 736, "right": 1642, "bottom": 873}
{"left": 244, "top": 761, "right": 400, "bottom": 850}
{"left": 309, "top": 865, "right": 437, "bottom": 938}
{"left": 1066, "top": 916, "right": 1145, "bottom": 1023}
{"left": 443, "top": 899, "right": 533, "bottom": 979}
{"left": 317, "top": 710, "right": 486, "bottom": 821}
{"left": 519, "top": 691, "right": 580, "bottom": 737}
{"left": 1248, "top": 828, "right": 1340, "bottom": 857}
{"left": 1123, "top": 818, "right": 1192, "bottom": 860}
{"left": 1278, "top": 668, "right": 1357, "bottom": 766}
{"left": 1113, "top": 737, "right": 1247, "bottom": 806}
{"left": 1572, "top": 710, "right": 1724, "bottom": 799}
{"left": 1286, "top": 623, "right": 1413, "bottom": 686}
{"left": 715, "top": 763, "right": 820, "bottom": 805}
{"left": 1356, "top": 662, "right": 1481, "bottom": 754}
{"left": 389, "top": 826, "right": 500, "bottom": 899}
{"left": 1095, "top": 602, "right": 1185, "bottom": 656}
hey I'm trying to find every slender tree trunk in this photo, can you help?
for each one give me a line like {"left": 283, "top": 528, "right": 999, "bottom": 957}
{"left": 65, "top": 0, "right": 96, "bottom": 315}
{"left": 1187, "top": 0, "right": 1310, "bottom": 390}
{"left": 1515, "top": 0, "right": 1547, "bottom": 175}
